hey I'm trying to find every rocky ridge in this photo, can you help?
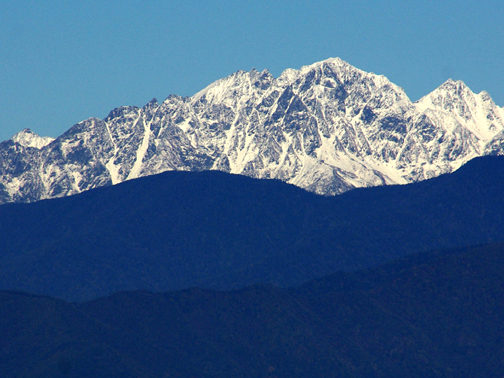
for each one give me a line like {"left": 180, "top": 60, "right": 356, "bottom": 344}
{"left": 1, "top": 57, "right": 503, "bottom": 203}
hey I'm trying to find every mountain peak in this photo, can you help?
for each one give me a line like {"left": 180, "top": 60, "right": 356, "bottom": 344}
{"left": 306, "top": 57, "right": 348, "bottom": 69}
{"left": 416, "top": 78, "right": 504, "bottom": 141}
{"left": 415, "top": 79, "right": 472, "bottom": 103}
{"left": 439, "top": 78, "right": 470, "bottom": 91}
{"left": 416, "top": 78, "right": 475, "bottom": 106}
{"left": 11, "top": 128, "right": 54, "bottom": 149}
{"left": 443, "top": 78, "right": 464, "bottom": 85}
{"left": 281, "top": 57, "right": 355, "bottom": 77}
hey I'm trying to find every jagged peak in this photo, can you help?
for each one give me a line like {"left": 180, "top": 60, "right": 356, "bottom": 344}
{"left": 249, "top": 67, "right": 274, "bottom": 81}
{"left": 304, "top": 57, "right": 348, "bottom": 70}
{"left": 277, "top": 57, "right": 352, "bottom": 81}
{"left": 11, "top": 128, "right": 54, "bottom": 149}
{"left": 191, "top": 67, "right": 274, "bottom": 105}
{"left": 438, "top": 78, "right": 469, "bottom": 91}
{"left": 277, "top": 67, "right": 300, "bottom": 85}
{"left": 162, "top": 94, "right": 186, "bottom": 103}
{"left": 277, "top": 57, "right": 402, "bottom": 95}
{"left": 260, "top": 68, "right": 271, "bottom": 76}
{"left": 12, "top": 128, "right": 34, "bottom": 137}
{"left": 300, "top": 57, "right": 380, "bottom": 80}
{"left": 416, "top": 79, "right": 475, "bottom": 106}
{"left": 104, "top": 105, "right": 140, "bottom": 121}
{"left": 142, "top": 98, "right": 159, "bottom": 111}
{"left": 432, "top": 79, "right": 493, "bottom": 104}
{"left": 193, "top": 58, "right": 393, "bottom": 99}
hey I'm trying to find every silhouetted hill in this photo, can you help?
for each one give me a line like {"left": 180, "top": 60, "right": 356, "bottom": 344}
{"left": 0, "top": 156, "right": 503, "bottom": 301}
{"left": 2, "top": 241, "right": 504, "bottom": 377}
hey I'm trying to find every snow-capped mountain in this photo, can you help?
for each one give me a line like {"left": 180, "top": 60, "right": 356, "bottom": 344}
{"left": 1, "top": 57, "right": 503, "bottom": 204}
{"left": 10, "top": 129, "right": 55, "bottom": 149}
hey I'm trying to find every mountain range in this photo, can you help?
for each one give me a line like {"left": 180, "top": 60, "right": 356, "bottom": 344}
{"left": 1, "top": 155, "right": 503, "bottom": 301}
{"left": 2, "top": 240, "right": 504, "bottom": 377}
{"left": 1, "top": 57, "right": 504, "bottom": 204}
{"left": 2, "top": 58, "right": 504, "bottom": 377}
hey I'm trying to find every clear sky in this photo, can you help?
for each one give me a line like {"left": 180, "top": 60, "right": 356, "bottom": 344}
{"left": 1, "top": 0, "right": 503, "bottom": 142}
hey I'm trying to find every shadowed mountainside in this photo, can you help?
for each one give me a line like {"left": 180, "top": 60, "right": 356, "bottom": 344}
{"left": 0, "top": 155, "right": 503, "bottom": 301}
{"left": 2, "top": 241, "right": 504, "bottom": 377}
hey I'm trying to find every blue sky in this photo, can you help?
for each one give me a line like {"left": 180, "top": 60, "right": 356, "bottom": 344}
{"left": 1, "top": 0, "right": 503, "bottom": 142}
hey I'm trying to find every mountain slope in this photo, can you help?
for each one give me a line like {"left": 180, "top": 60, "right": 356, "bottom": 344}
{"left": 1, "top": 58, "right": 503, "bottom": 203}
{"left": 0, "top": 155, "right": 503, "bottom": 301}
{"left": 2, "top": 241, "right": 504, "bottom": 377}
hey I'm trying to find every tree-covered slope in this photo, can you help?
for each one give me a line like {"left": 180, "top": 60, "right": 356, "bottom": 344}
{"left": 2, "top": 241, "right": 504, "bottom": 377}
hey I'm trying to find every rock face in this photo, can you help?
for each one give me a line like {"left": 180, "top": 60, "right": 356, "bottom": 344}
{"left": 1, "top": 58, "right": 504, "bottom": 204}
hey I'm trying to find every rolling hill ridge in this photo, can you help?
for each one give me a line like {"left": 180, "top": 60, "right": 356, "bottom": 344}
{"left": 2, "top": 241, "right": 504, "bottom": 377}
{"left": 0, "top": 155, "right": 503, "bottom": 301}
